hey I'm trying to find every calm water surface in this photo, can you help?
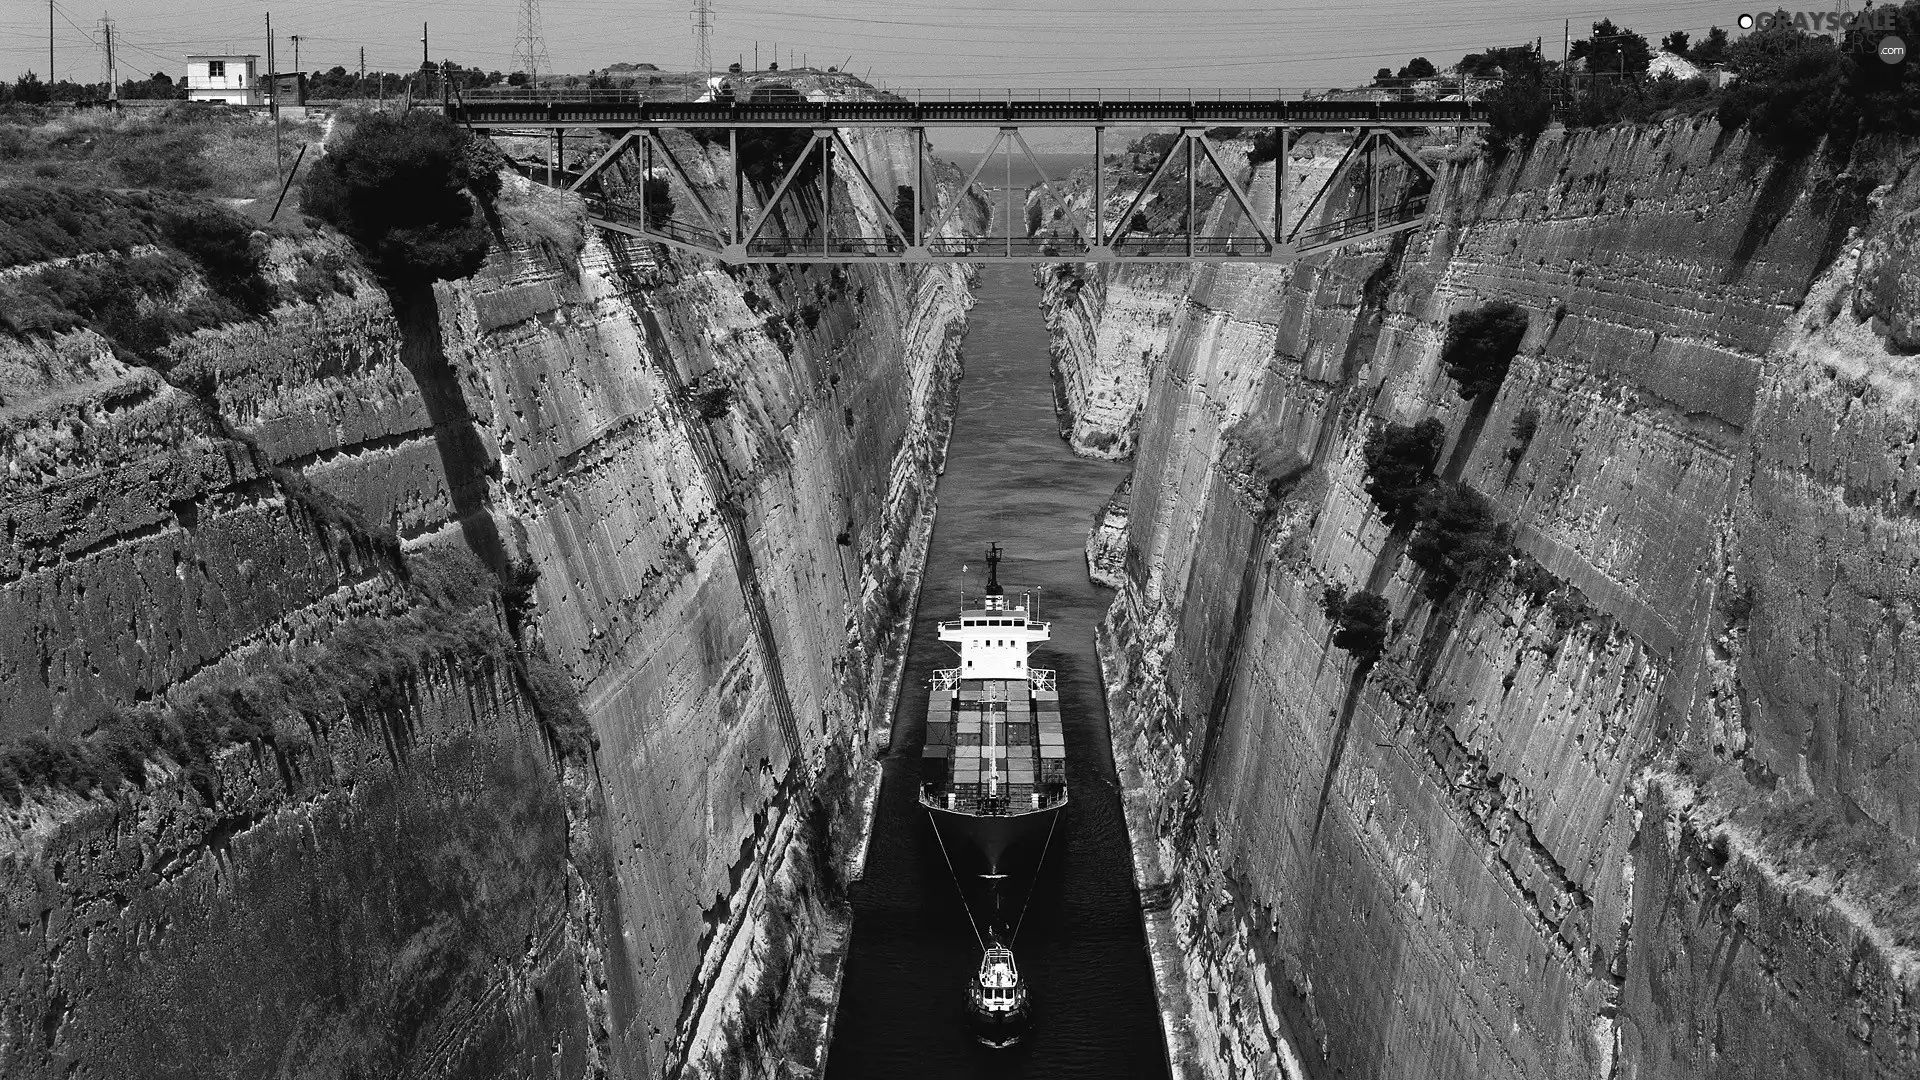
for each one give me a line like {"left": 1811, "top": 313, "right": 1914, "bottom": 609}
{"left": 825, "top": 231, "right": 1169, "bottom": 1077}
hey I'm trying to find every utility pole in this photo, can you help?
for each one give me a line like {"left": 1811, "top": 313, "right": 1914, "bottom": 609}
{"left": 421, "top": 22, "right": 428, "bottom": 70}
{"left": 267, "top": 12, "right": 281, "bottom": 180}
{"left": 359, "top": 46, "right": 365, "bottom": 82}
{"left": 290, "top": 34, "right": 300, "bottom": 74}
{"left": 49, "top": 0, "right": 55, "bottom": 86}
{"left": 101, "top": 14, "right": 118, "bottom": 101}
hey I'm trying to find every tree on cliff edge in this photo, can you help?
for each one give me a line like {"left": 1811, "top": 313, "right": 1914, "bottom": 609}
{"left": 300, "top": 112, "right": 502, "bottom": 286}
{"left": 1479, "top": 47, "right": 1552, "bottom": 155}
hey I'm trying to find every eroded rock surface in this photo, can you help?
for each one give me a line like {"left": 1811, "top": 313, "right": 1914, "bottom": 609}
{"left": 1060, "top": 119, "right": 1920, "bottom": 1079}
{"left": 0, "top": 119, "right": 972, "bottom": 1079}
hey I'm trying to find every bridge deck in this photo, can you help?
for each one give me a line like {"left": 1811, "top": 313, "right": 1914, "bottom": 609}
{"left": 452, "top": 96, "right": 1488, "bottom": 130}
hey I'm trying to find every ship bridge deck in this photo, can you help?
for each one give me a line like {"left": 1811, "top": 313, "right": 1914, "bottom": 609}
{"left": 922, "top": 674, "right": 1065, "bottom": 814}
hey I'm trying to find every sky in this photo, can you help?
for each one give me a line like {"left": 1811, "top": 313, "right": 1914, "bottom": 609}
{"left": 5, "top": 0, "right": 1756, "bottom": 89}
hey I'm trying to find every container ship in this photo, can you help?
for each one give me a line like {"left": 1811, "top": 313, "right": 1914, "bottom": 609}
{"left": 919, "top": 544, "right": 1068, "bottom": 878}
{"left": 919, "top": 545, "right": 1064, "bottom": 1046}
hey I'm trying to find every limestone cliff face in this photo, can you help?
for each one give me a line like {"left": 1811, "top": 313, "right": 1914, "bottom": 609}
{"left": 1055, "top": 119, "right": 1920, "bottom": 1079}
{"left": 0, "top": 121, "right": 971, "bottom": 1078}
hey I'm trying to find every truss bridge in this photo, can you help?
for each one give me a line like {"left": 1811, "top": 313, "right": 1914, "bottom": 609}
{"left": 450, "top": 87, "right": 1490, "bottom": 265}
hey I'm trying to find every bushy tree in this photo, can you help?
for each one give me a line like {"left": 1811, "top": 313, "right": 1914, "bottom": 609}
{"left": 1399, "top": 57, "right": 1437, "bottom": 79}
{"left": 1690, "top": 27, "right": 1731, "bottom": 66}
{"left": 299, "top": 112, "right": 500, "bottom": 285}
{"left": 119, "top": 71, "right": 184, "bottom": 100}
{"left": 1717, "top": 26, "right": 1851, "bottom": 154}
{"left": 1661, "top": 31, "right": 1690, "bottom": 57}
{"left": 1362, "top": 417, "right": 1445, "bottom": 526}
{"left": 1845, "top": 2, "right": 1920, "bottom": 139}
{"left": 1458, "top": 45, "right": 1540, "bottom": 78}
{"left": 1407, "top": 482, "right": 1508, "bottom": 599}
{"left": 1441, "top": 302, "right": 1528, "bottom": 399}
{"left": 1571, "top": 19, "right": 1653, "bottom": 75}
{"left": 11, "top": 72, "right": 50, "bottom": 105}
{"left": 1480, "top": 48, "right": 1552, "bottom": 154}
{"left": 1329, "top": 589, "right": 1392, "bottom": 668}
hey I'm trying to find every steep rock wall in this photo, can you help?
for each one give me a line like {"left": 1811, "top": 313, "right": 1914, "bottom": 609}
{"left": 1057, "top": 119, "right": 1920, "bottom": 1079}
{"left": 0, "top": 118, "right": 972, "bottom": 1078}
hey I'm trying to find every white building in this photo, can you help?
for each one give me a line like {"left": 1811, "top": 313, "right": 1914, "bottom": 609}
{"left": 184, "top": 55, "right": 262, "bottom": 105}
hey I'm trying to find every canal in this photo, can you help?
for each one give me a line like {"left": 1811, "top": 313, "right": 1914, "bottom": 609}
{"left": 825, "top": 161, "right": 1171, "bottom": 1075}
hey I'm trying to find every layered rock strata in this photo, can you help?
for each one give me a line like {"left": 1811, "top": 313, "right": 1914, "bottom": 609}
{"left": 1051, "top": 120, "right": 1920, "bottom": 1079}
{"left": 0, "top": 118, "right": 973, "bottom": 1078}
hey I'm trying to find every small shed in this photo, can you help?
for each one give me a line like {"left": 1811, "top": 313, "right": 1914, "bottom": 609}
{"left": 267, "top": 72, "right": 307, "bottom": 105}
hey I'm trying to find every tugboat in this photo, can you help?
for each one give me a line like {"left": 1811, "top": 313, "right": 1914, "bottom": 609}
{"left": 967, "top": 933, "right": 1032, "bottom": 1048}
{"left": 919, "top": 544, "right": 1068, "bottom": 879}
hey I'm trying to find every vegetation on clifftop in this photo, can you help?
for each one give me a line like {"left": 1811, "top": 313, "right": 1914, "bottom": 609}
{"left": 299, "top": 111, "right": 504, "bottom": 285}
{"left": 0, "top": 183, "right": 292, "bottom": 359}
{"left": 1476, "top": 2, "right": 1920, "bottom": 157}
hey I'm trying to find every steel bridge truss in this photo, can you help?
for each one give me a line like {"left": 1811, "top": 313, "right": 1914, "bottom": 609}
{"left": 546, "top": 121, "right": 1443, "bottom": 265}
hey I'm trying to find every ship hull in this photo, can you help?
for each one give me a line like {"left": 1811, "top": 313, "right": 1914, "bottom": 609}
{"left": 969, "top": 1001, "right": 1031, "bottom": 1048}
{"left": 927, "top": 801, "right": 1063, "bottom": 879}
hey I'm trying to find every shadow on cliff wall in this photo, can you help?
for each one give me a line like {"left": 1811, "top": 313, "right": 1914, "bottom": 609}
{"left": 391, "top": 284, "right": 508, "bottom": 572}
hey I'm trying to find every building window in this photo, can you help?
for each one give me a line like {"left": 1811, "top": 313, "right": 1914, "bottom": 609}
{"left": 208, "top": 60, "right": 226, "bottom": 77}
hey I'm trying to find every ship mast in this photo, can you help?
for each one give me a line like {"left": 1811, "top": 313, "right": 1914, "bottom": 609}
{"left": 985, "top": 542, "right": 1003, "bottom": 595}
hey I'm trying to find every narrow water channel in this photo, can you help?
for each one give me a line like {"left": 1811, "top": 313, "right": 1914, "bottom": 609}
{"left": 826, "top": 228, "right": 1170, "bottom": 1075}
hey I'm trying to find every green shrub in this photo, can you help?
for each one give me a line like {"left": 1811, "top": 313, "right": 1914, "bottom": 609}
{"left": 1441, "top": 302, "right": 1528, "bottom": 400}
{"left": 299, "top": 112, "right": 499, "bottom": 285}
{"left": 1509, "top": 406, "right": 1540, "bottom": 443}
{"left": 112, "top": 129, "right": 212, "bottom": 192}
{"left": 693, "top": 383, "right": 735, "bottom": 419}
{"left": 1328, "top": 589, "right": 1392, "bottom": 668}
{"left": 1407, "top": 481, "right": 1508, "bottom": 599}
{"left": 1506, "top": 405, "right": 1541, "bottom": 462}
{"left": 1362, "top": 417, "right": 1445, "bottom": 526}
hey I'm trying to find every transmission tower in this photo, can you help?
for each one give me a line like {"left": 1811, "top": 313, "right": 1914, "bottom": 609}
{"left": 513, "top": 0, "right": 550, "bottom": 81}
{"left": 691, "top": 0, "right": 714, "bottom": 77}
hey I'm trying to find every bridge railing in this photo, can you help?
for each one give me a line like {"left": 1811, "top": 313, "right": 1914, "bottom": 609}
{"left": 460, "top": 83, "right": 1496, "bottom": 107}
{"left": 1292, "top": 193, "right": 1431, "bottom": 250}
